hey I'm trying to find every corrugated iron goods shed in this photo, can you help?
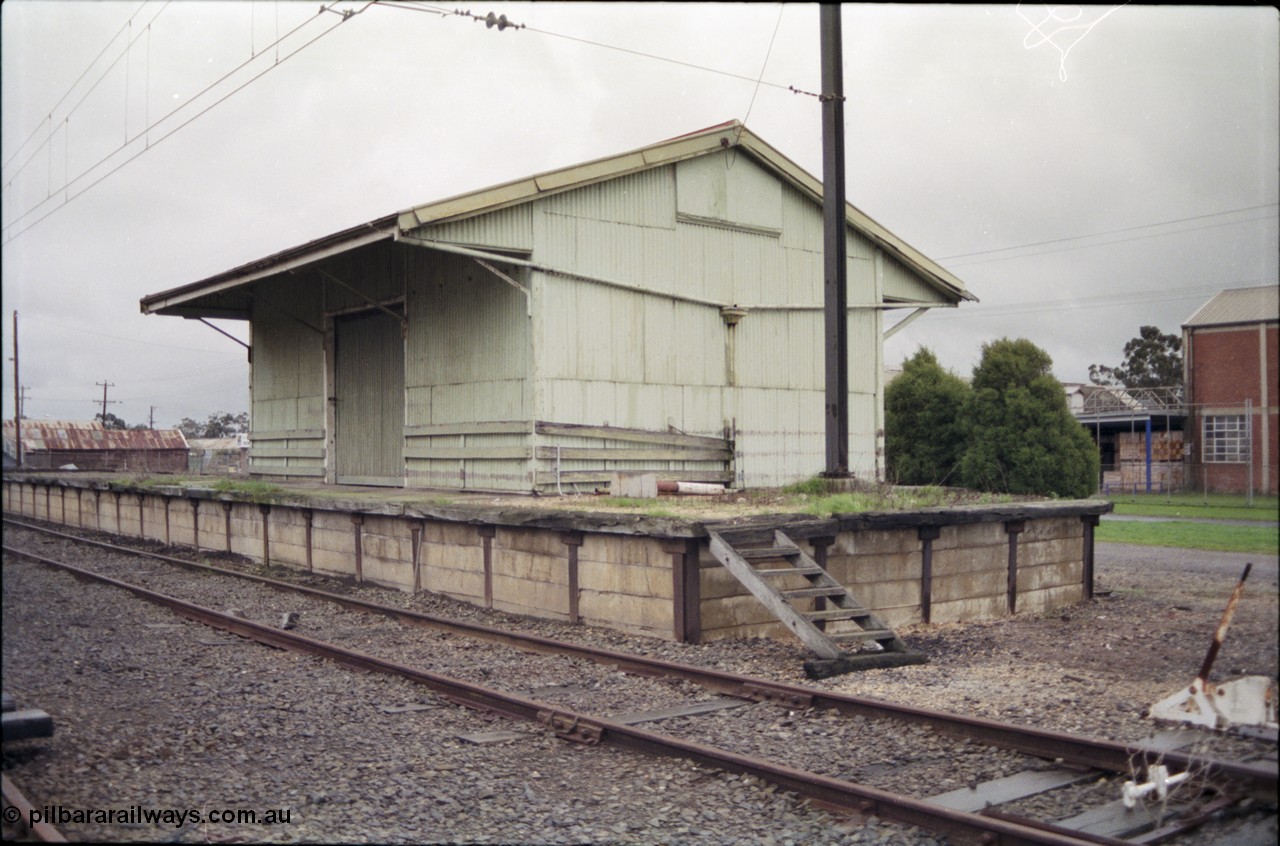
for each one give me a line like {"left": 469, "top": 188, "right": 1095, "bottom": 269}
{"left": 3, "top": 420, "right": 188, "bottom": 473}
{"left": 1183, "top": 285, "right": 1279, "bottom": 328}
{"left": 141, "top": 121, "right": 975, "bottom": 491}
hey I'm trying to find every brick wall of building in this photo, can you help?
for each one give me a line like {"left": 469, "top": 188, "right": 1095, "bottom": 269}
{"left": 1186, "top": 323, "right": 1278, "bottom": 495}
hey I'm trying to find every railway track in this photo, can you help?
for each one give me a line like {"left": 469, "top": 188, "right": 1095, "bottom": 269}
{"left": 3, "top": 517, "right": 1276, "bottom": 845}
{"left": 2, "top": 773, "right": 67, "bottom": 842}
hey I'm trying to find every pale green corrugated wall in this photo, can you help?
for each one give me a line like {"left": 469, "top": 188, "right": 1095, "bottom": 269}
{"left": 529, "top": 151, "right": 892, "bottom": 486}
{"left": 371, "top": 149, "right": 946, "bottom": 489}
{"left": 881, "top": 250, "right": 945, "bottom": 302}
{"left": 249, "top": 274, "right": 326, "bottom": 474}
{"left": 403, "top": 229, "right": 531, "bottom": 489}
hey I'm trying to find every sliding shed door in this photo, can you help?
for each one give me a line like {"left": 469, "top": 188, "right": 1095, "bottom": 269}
{"left": 334, "top": 308, "right": 405, "bottom": 485}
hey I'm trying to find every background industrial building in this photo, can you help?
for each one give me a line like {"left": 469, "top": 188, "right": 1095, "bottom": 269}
{"left": 2, "top": 419, "right": 188, "bottom": 474}
{"left": 1182, "top": 285, "right": 1278, "bottom": 496}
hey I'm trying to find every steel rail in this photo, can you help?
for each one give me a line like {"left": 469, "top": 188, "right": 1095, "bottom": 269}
{"left": 5, "top": 518, "right": 1276, "bottom": 801}
{"left": 6, "top": 543, "right": 1128, "bottom": 846}
{"left": 1, "top": 773, "right": 68, "bottom": 843}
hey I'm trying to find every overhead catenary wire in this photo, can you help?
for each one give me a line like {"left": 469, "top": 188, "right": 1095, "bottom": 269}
{"left": 374, "top": 1, "right": 799, "bottom": 92}
{"left": 6, "top": 0, "right": 808, "bottom": 243}
{"left": 730, "top": 4, "right": 785, "bottom": 168}
{"left": 1, "top": 2, "right": 373, "bottom": 246}
{"left": 2, "top": 1, "right": 173, "bottom": 190}
{"left": 923, "top": 281, "right": 1267, "bottom": 321}
{"left": 4, "top": 0, "right": 347, "bottom": 224}
{"left": 938, "top": 203, "right": 1279, "bottom": 265}
{"left": 1, "top": 0, "right": 156, "bottom": 176}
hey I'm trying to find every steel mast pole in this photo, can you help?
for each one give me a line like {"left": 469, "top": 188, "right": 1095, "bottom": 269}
{"left": 821, "top": 4, "right": 849, "bottom": 477}
{"left": 11, "top": 311, "right": 20, "bottom": 468}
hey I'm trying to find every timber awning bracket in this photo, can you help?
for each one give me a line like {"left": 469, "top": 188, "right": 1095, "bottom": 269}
{"left": 883, "top": 307, "right": 929, "bottom": 340}
{"left": 193, "top": 316, "right": 252, "bottom": 362}
{"left": 315, "top": 268, "right": 409, "bottom": 338}
{"left": 473, "top": 258, "right": 532, "bottom": 317}
{"left": 195, "top": 318, "right": 251, "bottom": 351}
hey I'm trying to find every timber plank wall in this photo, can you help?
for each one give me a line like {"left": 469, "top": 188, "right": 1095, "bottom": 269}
{"left": 2, "top": 475, "right": 1111, "bottom": 646}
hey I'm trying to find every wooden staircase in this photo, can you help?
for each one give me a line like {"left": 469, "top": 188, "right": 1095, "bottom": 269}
{"left": 708, "top": 528, "right": 926, "bottom": 678}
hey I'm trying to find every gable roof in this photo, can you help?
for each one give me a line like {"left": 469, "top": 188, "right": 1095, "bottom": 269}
{"left": 141, "top": 120, "right": 974, "bottom": 316}
{"left": 1183, "top": 285, "right": 1279, "bottom": 329}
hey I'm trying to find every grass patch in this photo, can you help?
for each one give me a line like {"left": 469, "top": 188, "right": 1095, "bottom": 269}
{"left": 1105, "top": 492, "right": 1278, "bottom": 522}
{"left": 596, "top": 497, "right": 652, "bottom": 509}
{"left": 1097, "top": 519, "right": 1279, "bottom": 554}
{"left": 129, "top": 475, "right": 192, "bottom": 488}
{"left": 591, "top": 497, "right": 676, "bottom": 517}
{"left": 209, "top": 479, "right": 286, "bottom": 501}
{"left": 794, "top": 485, "right": 1014, "bottom": 516}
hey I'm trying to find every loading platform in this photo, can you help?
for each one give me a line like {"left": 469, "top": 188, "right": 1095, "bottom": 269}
{"left": 3, "top": 473, "right": 1110, "bottom": 653}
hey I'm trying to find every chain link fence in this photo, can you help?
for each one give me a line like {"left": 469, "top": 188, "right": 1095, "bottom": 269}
{"left": 1081, "top": 388, "right": 1270, "bottom": 500}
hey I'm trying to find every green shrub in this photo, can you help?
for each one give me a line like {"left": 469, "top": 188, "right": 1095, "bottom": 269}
{"left": 958, "top": 338, "right": 1098, "bottom": 499}
{"left": 885, "top": 347, "right": 971, "bottom": 485}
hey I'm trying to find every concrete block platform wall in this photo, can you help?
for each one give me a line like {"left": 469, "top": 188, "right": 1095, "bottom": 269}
{"left": 2, "top": 476, "right": 1110, "bottom": 649}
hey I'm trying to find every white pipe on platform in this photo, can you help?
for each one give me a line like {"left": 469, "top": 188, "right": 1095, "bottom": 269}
{"left": 656, "top": 481, "right": 726, "bottom": 496}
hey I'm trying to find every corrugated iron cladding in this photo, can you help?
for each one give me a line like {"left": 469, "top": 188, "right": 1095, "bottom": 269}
{"left": 1184, "top": 285, "right": 1279, "bottom": 328}
{"left": 539, "top": 167, "right": 675, "bottom": 230}
{"left": 416, "top": 204, "right": 534, "bottom": 252}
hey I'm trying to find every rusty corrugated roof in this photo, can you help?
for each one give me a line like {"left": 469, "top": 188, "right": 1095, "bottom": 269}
{"left": 2, "top": 419, "right": 188, "bottom": 452}
{"left": 1183, "top": 285, "right": 1279, "bottom": 328}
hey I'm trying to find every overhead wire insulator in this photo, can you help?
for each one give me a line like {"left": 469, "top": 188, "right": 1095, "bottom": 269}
{"left": 486, "top": 12, "right": 513, "bottom": 30}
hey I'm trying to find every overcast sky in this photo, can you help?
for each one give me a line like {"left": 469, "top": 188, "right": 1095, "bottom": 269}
{"left": 2, "top": 2, "right": 1277, "bottom": 429}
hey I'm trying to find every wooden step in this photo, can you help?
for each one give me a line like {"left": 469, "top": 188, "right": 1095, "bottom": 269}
{"left": 782, "top": 586, "right": 847, "bottom": 599}
{"left": 804, "top": 608, "right": 871, "bottom": 623}
{"left": 2, "top": 708, "right": 54, "bottom": 741}
{"left": 756, "top": 565, "right": 823, "bottom": 577}
{"left": 737, "top": 545, "right": 802, "bottom": 561}
{"left": 708, "top": 527, "right": 923, "bottom": 672}
{"left": 829, "top": 629, "right": 896, "bottom": 642}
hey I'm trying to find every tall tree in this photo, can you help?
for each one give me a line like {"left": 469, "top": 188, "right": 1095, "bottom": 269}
{"left": 203, "top": 411, "right": 249, "bottom": 438}
{"left": 176, "top": 417, "right": 203, "bottom": 439}
{"left": 959, "top": 338, "right": 1098, "bottom": 499}
{"left": 175, "top": 411, "right": 249, "bottom": 439}
{"left": 95, "top": 412, "right": 128, "bottom": 430}
{"left": 1089, "top": 326, "right": 1183, "bottom": 389}
{"left": 885, "top": 348, "right": 971, "bottom": 485}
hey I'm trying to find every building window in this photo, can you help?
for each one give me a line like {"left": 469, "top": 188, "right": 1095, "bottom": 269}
{"left": 1203, "top": 415, "right": 1249, "bottom": 463}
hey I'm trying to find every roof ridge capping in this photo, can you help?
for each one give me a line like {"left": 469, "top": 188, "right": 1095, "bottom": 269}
{"left": 396, "top": 119, "right": 750, "bottom": 230}
{"left": 397, "top": 119, "right": 975, "bottom": 304}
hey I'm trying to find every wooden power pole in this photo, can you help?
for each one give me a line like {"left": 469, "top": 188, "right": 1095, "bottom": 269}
{"left": 95, "top": 380, "right": 118, "bottom": 423}
{"left": 821, "top": 4, "right": 850, "bottom": 477}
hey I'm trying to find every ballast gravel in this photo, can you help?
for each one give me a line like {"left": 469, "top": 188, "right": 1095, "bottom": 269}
{"left": 2, "top": 543, "right": 937, "bottom": 845}
{"left": 3, "top": 523, "right": 1277, "bottom": 844}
